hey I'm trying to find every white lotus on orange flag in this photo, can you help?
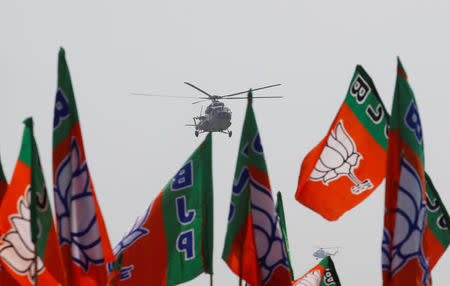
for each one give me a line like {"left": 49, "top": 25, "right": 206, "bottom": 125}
{"left": 0, "top": 118, "right": 67, "bottom": 285}
{"left": 296, "top": 66, "right": 389, "bottom": 220}
{"left": 292, "top": 256, "right": 341, "bottom": 286}
{"left": 53, "top": 48, "right": 114, "bottom": 285}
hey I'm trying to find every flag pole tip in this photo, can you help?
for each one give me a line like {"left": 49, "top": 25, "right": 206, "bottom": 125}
{"left": 23, "top": 117, "right": 33, "bottom": 127}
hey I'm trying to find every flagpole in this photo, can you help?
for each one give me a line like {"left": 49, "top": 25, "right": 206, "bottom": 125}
{"left": 210, "top": 273, "right": 213, "bottom": 286}
{"left": 239, "top": 277, "right": 242, "bottom": 286}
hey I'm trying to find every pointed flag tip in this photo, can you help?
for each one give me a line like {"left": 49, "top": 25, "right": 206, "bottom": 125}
{"left": 23, "top": 117, "right": 33, "bottom": 128}
{"left": 396, "top": 57, "right": 408, "bottom": 80}
{"left": 59, "top": 47, "right": 65, "bottom": 55}
{"left": 247, "top": 89, "right": 253, "bottom": 103}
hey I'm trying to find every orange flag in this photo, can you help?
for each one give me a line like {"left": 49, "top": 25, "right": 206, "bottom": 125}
{"left": 0, "top": 156, "right": 20, "bottom": 286}
{"left": 0, "top": 118, "right": 67, "bottom": 285}
{"left": 52, "top": 48, "right": 114, "bottom": 285}
{"left": 296, "top": 66, "right": 389, "bottom": 220}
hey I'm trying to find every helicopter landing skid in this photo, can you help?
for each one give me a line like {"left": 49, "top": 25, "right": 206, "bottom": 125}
{"left": 220, "top": 130, "right": 232, "bottom": 137}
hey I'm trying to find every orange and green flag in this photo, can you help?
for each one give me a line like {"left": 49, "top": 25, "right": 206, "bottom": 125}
{"left": 292, "top": 256, "right": 341, "bottom": 286}
{"left": 382, "top": 59, "right": 430, "bottom": 285}
{"left": 53, "top": 48, "right": 114, "bottom": 285}
{"left": 0, "top": 155, "right": 20, "bottom": 286}
{"left": 0, "top": 118, "right": 67, "bottom": 285}
{"left": 222, "top": 92, "right": 292, "bottom": 286}
{"left": 275, "top": 191, "right": 294, "bottom": 280}
{"left": 110, "top": 133, "right": 213, "bottom": 285}
{"left": 296, "top": 65, "right": 389, "bottom": 221}
{"left": 423, "top": 173, "right": 450, "bottom": 270}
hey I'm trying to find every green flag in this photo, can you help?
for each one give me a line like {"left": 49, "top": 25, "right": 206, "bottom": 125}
{"left": 276, "top": 191, "right": 294, "bottom": 280}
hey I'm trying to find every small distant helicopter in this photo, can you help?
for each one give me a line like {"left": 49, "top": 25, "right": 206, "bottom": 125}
{"left": 133, "top": 82, "right": 282, "bottom": 137}
{"left": 313, "top": 247, "right": 340, "bottom": 260}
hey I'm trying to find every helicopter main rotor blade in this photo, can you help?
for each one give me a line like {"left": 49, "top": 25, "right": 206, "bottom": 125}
{"left": 221, "top": 84, "right": 282, "bottom": 98}
{"left": 192, "top": 99, "right": 210, "bottom": 104}
{"left": 131, "top": 92, "right": 199, "bottom": 99}
{"left": 220, "top": 96, "right": 283, "bottom": 99}
{"left": 184, "top": 82, "right": 214, "bottom": 98}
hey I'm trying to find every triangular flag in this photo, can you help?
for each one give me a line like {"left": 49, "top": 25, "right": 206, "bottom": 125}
{"left": 382, "top": 59, "right": 430, "bottom": 285}
{"left": 0, "top": 118, "right": 67, "bottom": 285}
{"left": 423, "top": 173, "right": 450, "bottom": 270}
{"left": 276, "top": 191, "right": 294, "bottom": 280}
{"left": 222, "top": 92, "right": 292, "bottom": 286}
{"left": 53, "top": 48, "right": 114, "bottom": 285}
{"left": 292, "top": 256, "right": 341, "bottom": 286}
{"left": 296, "top": 66, "right": 389, "bottom": 220}
{"left": 111, "top": 133, "right": 213, "bottom": 285}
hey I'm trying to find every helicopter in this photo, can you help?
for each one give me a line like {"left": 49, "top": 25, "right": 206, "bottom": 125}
{"left": 133, "top": 82, "right": 282, "bottom": 137}
{"left": 312, "top": 247, "right": 340, "bottom": 260}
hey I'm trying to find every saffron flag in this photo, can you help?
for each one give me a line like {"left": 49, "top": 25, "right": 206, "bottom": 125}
{"left": 424, "top": 173, "right": 450, "bottom": 270}
{"left": 275, "top": 191, "right": 294, "bottom": 280}
{"left": 222, "top": 92, "right": 292, "bottom": 286}
{"left": 0, "top": 118, "right": 67, "bottom": 285}
{"left": 111, "top": 133, "right": 213, "bottom": 285}
{"left": 0, "top": 155, "right": 20, "bottom": 286}
{"left": 292, "top": 256, "right": 341, "bottom": 286}
{"left": 296, "top": 66, "right": 389, "bottom": 221}
{"left": 382, "top": 59, "right": 430, "bottom": 285}
{"left": 53, "top": 48, "right": 114, "bottom": 285}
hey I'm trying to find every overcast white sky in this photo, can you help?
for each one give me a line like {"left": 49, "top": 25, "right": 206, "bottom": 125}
{"left": 2, "top": 1, "right": 450, "bottom": 285}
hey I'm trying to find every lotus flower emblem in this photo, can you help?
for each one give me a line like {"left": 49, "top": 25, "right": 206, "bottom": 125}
{"left": 309, "top": 121, "right": 373, "bottom": 194}
{"left": 294, "top": 270, "right": 322, "bottom": 286}
{"left": 54, "top": 139, "right": 104, "bottom": 272}
{"left": 383, "top": 157, "right": 429, "bottom": 284}
{"left": 113, "top": 201, "right": 152, "bottom": 256}
{"left": 0, "top": 187, "right": 44, "bottom": 282}
{"left": 250, "top": 177, "right": 290, "bottom": 283}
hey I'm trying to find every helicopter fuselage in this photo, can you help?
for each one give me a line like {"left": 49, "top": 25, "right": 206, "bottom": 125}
{"left": 194, "top": 101, "right": 232, "bottom": 132}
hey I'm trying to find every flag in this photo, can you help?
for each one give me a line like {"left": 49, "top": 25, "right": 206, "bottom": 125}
{"left": 111, "top": 133, "right": 213, "bottom": 285}
{"left": 0, "top": 154, "right": 20, "bottom": 286}
{"left": 382, "top": 59, "right": 430, "bottom": 285}
{"left": 53, "top": 48, "right": 114, "bottom": 285}
{"left": 0, "top": 118, "right": 67, "bottom": 285}
{"left": 0, "top": 155, "right": 7, "bottom": 204}
{"left": 222, "top": 92, "right": 292, "bottom": 286}
{"left": 292, "top": 256, "right": 341, "bottom": 286}
{"left": 423, "top": 173, "right": 450, "bottom": 270}
{"left": 106, "top": 253, "right": 123, "bottom": 286}
{"left": 276, "top": 191, "right": 294, "bottom": 280}
{"left": 296, "top": 65, "right": 389, "bottom": 221}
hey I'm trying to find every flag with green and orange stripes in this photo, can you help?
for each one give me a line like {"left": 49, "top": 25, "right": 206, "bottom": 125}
{"left": 0, "top": 118, "right": 67, "bottom": 285}
{"left": 222, "top": 92, "right": 292, "bottom": 286}
{"left": 382, "top": 59, "right": 430, "bottom": 285}
{"left": 111, "top": 133, "right": 213, "bottom": 285}
{"left": 292, "top": 256, "right": 341, "bottom": 286}
{"left": 296, "top": 65, "right": 389, "bottom": 221}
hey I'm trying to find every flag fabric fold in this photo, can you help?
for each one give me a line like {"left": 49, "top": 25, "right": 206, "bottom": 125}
{"left": 276, "top": 191, "right": 294, "bottom": 280}
{"left": 423, "top": 173, "right": 450, "bottom": 271}
{"left": 0, "top": 118, "right": 67, "bottom": 285}
{"left": 382, "top": 59, "right": 430, "bottom": 285}
{"left": 296, "top": 65, "right": 389, "bottom": 221}
{"left": 222, "top": 92, "right": 292, "bottom": 286}
{"left": 0, "top": 154, "right": 20, "bottom": 285}
{"left": 111, "top": 133, "right": 213, "bottom": 286}
{"left": 292, "top": 256, "right": 341, "bottom": 286}
{"left": 53, "top": 48, "right": 114, "bottom": 285}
